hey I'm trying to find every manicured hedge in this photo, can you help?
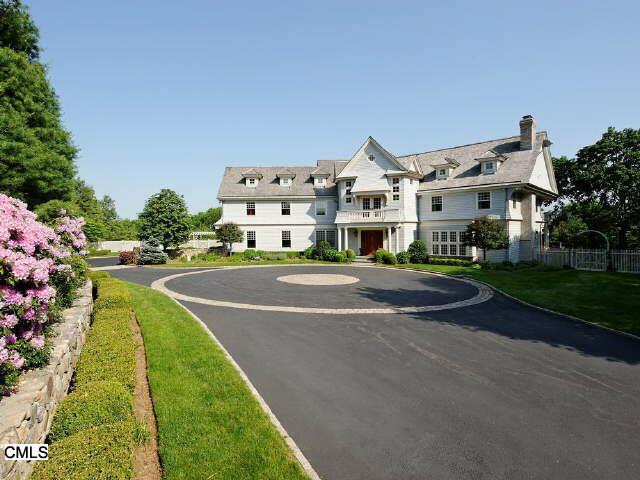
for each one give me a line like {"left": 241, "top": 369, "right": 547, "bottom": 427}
{"left": 34, "top": 272, "right": 138, "bottom": 479}
{"left": 31, "top": 420, "right": 135, "bottom": 480}
{"left": 48, "top": 381, "right": 132, "bottom": 442}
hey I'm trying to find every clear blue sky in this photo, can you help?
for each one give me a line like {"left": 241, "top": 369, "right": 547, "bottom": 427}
{"left": 29, "top": 0, "right": 639, "bottom": 219}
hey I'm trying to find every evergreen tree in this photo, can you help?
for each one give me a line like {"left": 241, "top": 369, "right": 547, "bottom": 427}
{"left": 138, "top": 189, "right": 190, "bottom": 250}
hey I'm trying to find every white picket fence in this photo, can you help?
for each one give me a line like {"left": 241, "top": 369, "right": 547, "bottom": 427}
{"left": 534, "top": 249, "right": 640, "bottom": 273}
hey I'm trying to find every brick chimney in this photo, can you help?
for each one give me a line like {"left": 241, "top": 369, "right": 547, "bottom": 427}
{"left": 519, "top": 115, "right": 536, "bottom": 150}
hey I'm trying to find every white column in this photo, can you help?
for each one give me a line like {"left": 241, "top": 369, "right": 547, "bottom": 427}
{"left": 337, "top": 227, "right": 342, "bottom": 251}
{"left": 387, "top": 227, "right": 392, "bottom": 252}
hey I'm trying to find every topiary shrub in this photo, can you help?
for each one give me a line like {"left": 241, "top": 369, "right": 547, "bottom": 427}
{"left": 408, "top": 240, "right": 428, "bottom": 264}
{"left": 345, "top": 248, "right": 356, "bottom": 260}
{"left": 31, "top": 419, "right": 135, "bottom": 480}
{"left": 242, "top": 249, "right": 258, "bottom": 260}
{"left": 48, "top": 381, "right": 133, "bottom": 442}
{"left": 139, "top": 237, "right": 167, "bottom": 265}
{"left": 396, "top": 251, "right": 410, "bottom": 264}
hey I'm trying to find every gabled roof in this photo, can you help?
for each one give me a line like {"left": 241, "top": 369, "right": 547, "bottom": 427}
{"left": 241, "top": 168, "right": 263, "bottom": 178}
{"left": 310, "top": 166, "right": 331, "bottom": 177}
{"left": 350, "top": 176, "right": 391, "bottom": 194}
{"left": 336, "top": 136, "right": 408, "bottom": 179}
{"left": 276, "top": 169, "right": 296, "bottom": 178}
{"left": 398, "top": 132, "right": 556, "bottom": 194}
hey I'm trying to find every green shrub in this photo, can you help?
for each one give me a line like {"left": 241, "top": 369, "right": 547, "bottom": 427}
{"left": 384, "top": 251, "right": 397, "bottom": 264}
{"left": 139, "top": 237, "right": 168, "bottom": 265}
{"left": 408, "top": 240, "right": 428, "bottom": 264}
{"left": 396, "top": 251, "right": 410, "bottom": 264}
{"left": 88, "top": 249, "right": 116, "bottom": 257}
{"left": 345, "top": 248, "right": 356, "bottom": 260}
{"left": 55, "top": 254, "right": 89, "bottom": 308}
{"left": 429, "top": 257, "right": 476, "bottom": 267}
{"left": 316, "top": 240, "right": 331, "bottom": 260}
{"left": 375, "top": 248, "right": 387, "bottom": 263}
{"left": 243, "top": 248, "right": 258, "bottom": 260}
{"left": 336, "top": 252, "right": 346, "bottom": 263}
{"left": 194, "top": 251, "right": 220, "bottom": 262}
{"left": 303, "top": 245, "right": 317, "bottom": 259}
{"left": 32, "top": 420, "right": 135, "bottom": 480}
{"left": 75, "top": 307, "right": 136, "bottom": 392}
{"left": 93, "top": 278, "right": 132, "bottom": 310}
{"left": 322, "top": 248, "right": 339, "bottom": 262}
{"left": 49, "top": 381, "right": 133, "bottom": 442}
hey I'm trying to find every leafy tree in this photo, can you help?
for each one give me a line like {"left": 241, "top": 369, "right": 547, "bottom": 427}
{"left": 553, "top": 127, "right": 640, "bottom": 248}
{"left": 215, "top": 223, "right": 244, "bottom": 255}
{"left": 100, "top": 194, "right": 117, "bottom": 222}
{"left": 34, "top": 199, "right": 79, "bottom": 225}
{"left": 0, "top": 0, "right": 40, "bottom": 61}
{"left": 105, "top": 219, "right": 139, "bottom": 241}
{"left": 189, "top": 207, "right": 221, "bottom": 231}
{"left": 407, "top": 240, "right": 428, "bottom": 263}
{"left": 138, "top": 189, "right": 190, "bottom": 250}
{"left": 0, "top": 47, "right": 77, "bottom": 208}
{"left": 550, "top": 214, "right": 588, "bottom": 248}
{"left": 465, "top": 216, "right": 509, "bottom": 261}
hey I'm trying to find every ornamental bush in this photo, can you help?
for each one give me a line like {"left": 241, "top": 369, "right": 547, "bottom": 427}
{"left": 0, "top": 194, "right": 87, "bottom": 394}
{"left": 303, "top": 245, "right": 317, "bottom": 259}
{"left": 345, "top": 249, "right": 356, "bottom": 260}
{"left": 375, "top": 248, "right": 397, "bottom": 265}
{"left": 243, "top": 249, "right": 258, "bottom": 260}
{"left": 408, "top": 240, "right": 428, "bottom": 264}
{"left": 396, "top": 251, "right": 411, "bottom": 264}
{"left": 139, "top": 237, "right": 167, "bottom": 265}
{"left": 322, "top": 248, "right": 339, "bottom": 262}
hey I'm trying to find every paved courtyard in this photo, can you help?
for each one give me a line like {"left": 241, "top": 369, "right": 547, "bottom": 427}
{"left": 100, "top": 262, "right": 640, "bottom": 480}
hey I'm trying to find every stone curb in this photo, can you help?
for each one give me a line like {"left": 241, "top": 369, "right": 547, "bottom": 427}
{"left": 149, "top": 281, "right": 323, "bottom": 480}
{"left": 0, "top": 280, "right": 94, "bottom": 480}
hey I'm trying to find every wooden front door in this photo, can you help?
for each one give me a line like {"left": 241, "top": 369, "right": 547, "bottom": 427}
{"left": 360, "top": 230, "right": 383, "bottom": 256}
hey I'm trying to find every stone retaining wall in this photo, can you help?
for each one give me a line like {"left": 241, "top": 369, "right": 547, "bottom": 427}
{"left": 0, "top": 280, "right": 93, "bottom": 480}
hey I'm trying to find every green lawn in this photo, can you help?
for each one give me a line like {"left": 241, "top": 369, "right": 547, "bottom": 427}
{"left": 126, "top": 283, "right": 308, "bottom": 480}
{"left": 393, "top": 264, "right": 640, "bottom": 337}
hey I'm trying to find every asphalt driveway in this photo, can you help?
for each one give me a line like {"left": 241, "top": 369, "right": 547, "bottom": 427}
{"left": 104, "top": 264, "right": 640, "bottom": 480}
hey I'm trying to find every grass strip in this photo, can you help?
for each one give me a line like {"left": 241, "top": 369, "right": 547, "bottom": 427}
{"left": 126, "top": 282, "right": 308, "bottom": 480}
{"left": 393, "top": 264, "right": 640, "bottom": 337}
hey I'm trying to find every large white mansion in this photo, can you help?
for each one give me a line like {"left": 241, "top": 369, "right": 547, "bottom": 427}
{"left": 216, "top": 116, "right": 558, "bottom": 261}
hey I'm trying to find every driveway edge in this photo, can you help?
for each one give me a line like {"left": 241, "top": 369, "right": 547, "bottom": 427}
{"left": 149, "top": 279, "right": 322, "bottom": 480}
{"left": 389, "top": 265, "right": 640, "bottom": 342}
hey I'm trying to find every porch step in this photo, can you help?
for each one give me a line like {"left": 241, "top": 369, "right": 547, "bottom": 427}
{"left": 353, "top": 256, "right": 375, "bottom": 264}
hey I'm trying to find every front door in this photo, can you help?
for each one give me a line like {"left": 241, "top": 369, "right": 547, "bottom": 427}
{"left": 360, "top": 230, "right": 383, "bottom": 256}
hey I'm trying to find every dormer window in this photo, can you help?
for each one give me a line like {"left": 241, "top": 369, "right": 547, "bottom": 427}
{"left": 314, "top": 177, "right": 326, "bottom": 187}
{"left": 247, "top": 177, "right": 257, "bottom": 187}
{"left": 483, "top": 162, "right": 495, "bottom": 174}
{"left": 280, "top": 177, "right": 291, "bottom": 186}
{"left": 432, "top": 158, "right": 459, "bottom": 180}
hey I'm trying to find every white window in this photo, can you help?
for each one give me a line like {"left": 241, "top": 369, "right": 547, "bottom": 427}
{"left": 280, "top": 177, "right": 291, "bottom": 186}
{"left": 247, "top": 231, "right": 256, "bottom": 248}
{"left": 362, "top": 198, "right": 371, "bottom": 210}
{"left": 246, "top": 202, "right": 255, "bottom": 215}
{"left": 346, "top": 196, "right": 352, "bottom": 203}
{"left": 315, "top": 177, "right": 326, "bottom": 187}
{"left": 247, "top": 177, "right": 257, "bottom": 187}
{"left": 483, "top": 162, "right": 494, "bottom": 173}
{"left": 315, "top": 200, "right": 326, "bottom": 216}
{"left": 477, "top": 191, "right": 491, "bottom": 209}
{"left": 436, "top": 168, "right": 449, "bottom": 179}
{"left": 393, "top": 194, "right": 399, "bottom": 201}
{"left": 373, "top": 197, "right": 381, "bottom": 210}
{"left": 282, "top": 231, "right": 291, "bottom": 248}
{"left": 393, "top": 185, "right": 399, "bottom": 193}
{"left": 432, "top": 231, "right": 439, "bottom": 242}
{"left": 315, "top": 230, "right": 336, "bottom": 247}
{"left": 441, "top": 231, "right": 448, "bottom": 242}
{"left": 450, "top": 231, "right": 457, "bottom": 243}
{"left": 281, "top": 201, "right": 290, "bottom": 215}
{"left": 345, "top": 180, "right": 352, "bottom": 204}
{"left": 392, "top": 178, "right": 399, "bottom": 184}
{"left": 432, "top": 244, "right": 439, "bottom": 255}
{"left": 450, "top": 244, "right": 457, "bottom": 256}
{"left": 431, "top": 196, "right": 443, "bottom": 212}
{"left": 368, "top": 154, "right": 375, "bottom": 162}
{"left": 441, "top": 244, "right": 449, "bottom": 255}
{"left": 431, "top": 230, "right": 468, "bottom": 257}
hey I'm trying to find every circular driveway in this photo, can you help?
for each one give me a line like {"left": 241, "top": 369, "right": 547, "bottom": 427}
{"left": 157, "top": 265, "right": 492, "bottom": 313}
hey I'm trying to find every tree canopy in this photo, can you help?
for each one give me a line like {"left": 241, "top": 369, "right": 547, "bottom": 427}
{"left": 552, "top": 127, "right": 640, "bottom": 248}
{"left": 138, "top": 189, "right": 191, "bottom": 249}
{"left": 189, "top": 207, "right": 221, "bottom": 231}
{"left": 0, "top": 0, "right": 40, "bottom": 61}
{"left": 215, "top": 223, "right": 244, "bottom": 255}
{"left": 465, "top": 216, "right": 509, "bottom": 261}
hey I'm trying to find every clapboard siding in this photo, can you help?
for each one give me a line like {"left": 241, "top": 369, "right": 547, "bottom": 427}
{"left": 219, "top": 199, "right": 337, "bottom": 225}
{"left": 418, "top": 188, "right": 506, "bottom": 222}
{"left": 235, "top": 225, "right": 336, "bottom": 252}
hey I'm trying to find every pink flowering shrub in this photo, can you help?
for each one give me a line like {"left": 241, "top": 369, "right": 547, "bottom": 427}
{"left": 0, "top": 194, "right": 88, "bottom": 394}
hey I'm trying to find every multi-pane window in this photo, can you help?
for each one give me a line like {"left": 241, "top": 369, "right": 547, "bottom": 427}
{"left": 280, "top": 177, "right": 291, "bottom": 186}
{"left": 368, "top": 154, "right": 375, "bottom": 161}
{"left": 345, "top": 181, "right": 352, "bottom": 204}
{"left": 392, "top": 178, "right": 400, "bottom": 201}
{"left": 314, "top": 177, "right": 326, "bottom": 187}
{"left": 431, "top": 196, "right": 443, "bottom": 212}
{"left": 393, "top": 194, "right": 399, "bottom": 201}
{"left": 281, "top": 201, "right": 290, "bottom": 215}
{"left": 362, "top": 198, "right": 370, "bottom": 210}
{"left": 373, "top": 198, "right": 381, "bottom": 210}
{"left": 247, "top": 231, "right": 256, "bottom": 248}
{"left": 315, "top": 200, "right": 326, "bottom": 216}
{"left": 246, "top": 202, "right": 255, "bottom": 215}
{"left": 392, "top": 178, "right": 400, "bottom": 184}
{"left": 247, "top": 178, "right": 257, "bottom": 187}
{"left": 431, "top": 230, "right": 468, "bottom": 257}
{"left": 346, "top": 196, "right": 352, "bottom": 203}
{"left": 477, "top": 191, "right": 491, "bottom": 209}
{"left": 282, "top": 231, "right": 291, "bottom": 248}
{"left": 315, "top": 230, "right": 336, "bottom": 247}
{"left": 483, "top": 162, "right": 494, "bottom": 173}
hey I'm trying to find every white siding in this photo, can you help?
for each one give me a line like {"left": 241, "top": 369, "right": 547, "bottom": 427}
{"left": 418, "top": 189, "right": 506, "bottom": 222}
{"left": 529, "top": 151, "right": 553, "bottom": 192}
{"left": 235, "top": 225, "right": 336, "bottom": 252}
{"left": 219, "top": 199, "right": 336, "bottom": 225}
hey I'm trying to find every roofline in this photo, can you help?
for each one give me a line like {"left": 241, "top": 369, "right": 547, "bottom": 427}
{"left": 217, "top": 195, "right": 335, "bottom": 201}
{"left": 416, "top": 181, "right": 558, "bottom": 198}
{"left": 398, "top": 131, "right": 549, "bottom": 158}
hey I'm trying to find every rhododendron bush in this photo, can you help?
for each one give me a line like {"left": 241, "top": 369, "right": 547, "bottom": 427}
{"left": 0, "top": 194, "right": 88, "bottom": 394}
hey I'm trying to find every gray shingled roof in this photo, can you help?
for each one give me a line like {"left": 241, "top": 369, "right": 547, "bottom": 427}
{"left": 398, "top": 133, "right": 552, "bottom": 192}
{"left": 217, "top": 161, "right": 348, "bottom": 198}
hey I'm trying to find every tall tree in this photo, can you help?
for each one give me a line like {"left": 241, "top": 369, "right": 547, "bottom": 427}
{"left": 100, "top": 195, "right": 117, "bottom": 222}
{"left": 553, "top": 127, "right": 640, "bottom": 248}
{"left": 465, "top": 217, "right": 509, "bottom": 261}
{"left": 0, "top": 0, "right": 40, "bottom": 61}
{"left": 189, "top": 207, "right": 221, "bottom": 231}
{"left": 138, "top": 189, "right": 190, "bottom": 250}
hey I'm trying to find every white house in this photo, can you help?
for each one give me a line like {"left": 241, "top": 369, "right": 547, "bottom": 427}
{"left": 216, "top": 115, "right": 558, "bottom": 261}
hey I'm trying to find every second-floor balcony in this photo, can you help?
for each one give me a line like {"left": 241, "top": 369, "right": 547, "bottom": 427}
{"left": 335, "top": 208, "right": 400, "bottom": 224}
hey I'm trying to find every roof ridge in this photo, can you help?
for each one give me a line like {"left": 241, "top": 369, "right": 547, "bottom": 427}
{"left": 398, "top": 131, "right": 548, "bottom": 158}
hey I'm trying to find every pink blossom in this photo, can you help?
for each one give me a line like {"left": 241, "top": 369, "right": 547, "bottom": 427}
{"left": 20, "top": 330, "right": 33, "bottom": 340}
{"left": 9, "top": 351, "right": 24, "bottom": 369}
{"left": 0, "top": 348, "right": 8, "bottom": 364}
{"left": 0, "top": 314, "right": 19, "bottom": 328}
{"left": 5, "top": 334, "right": 16, "bottom": 344}
{"left": 0, "top": 285, "right": 25, "bottom": 306}
{"left": 30, "top": 335, "right": 45, "bottom": 349}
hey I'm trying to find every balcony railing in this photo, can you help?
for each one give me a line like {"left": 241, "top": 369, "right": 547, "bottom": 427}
{"left": 335, "top": 208, "right": 400, "bottom": 223}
